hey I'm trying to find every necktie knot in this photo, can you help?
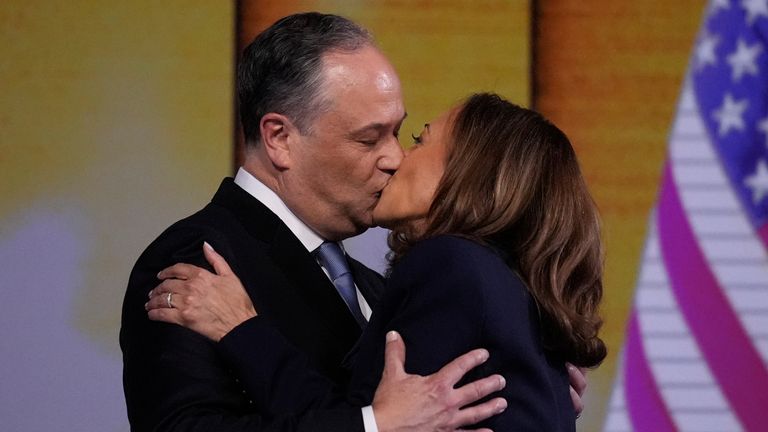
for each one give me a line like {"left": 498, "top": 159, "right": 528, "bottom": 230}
{"left": 314, "top": 241, "right": 366, "bottom": 327}
{"left": 314, "top": 242, "right": 351, "bottom": 282}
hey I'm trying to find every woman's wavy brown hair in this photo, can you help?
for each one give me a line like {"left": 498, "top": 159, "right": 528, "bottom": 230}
{"left": 389, "top": 93, "right": 606, "bottom": 367}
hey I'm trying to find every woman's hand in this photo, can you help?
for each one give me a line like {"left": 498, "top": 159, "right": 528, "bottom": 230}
{"left": 145, "top": 242, "right": 257, "bottom": 342}
{"left": 567, "top": 363, "right": 588, "bottom": 417}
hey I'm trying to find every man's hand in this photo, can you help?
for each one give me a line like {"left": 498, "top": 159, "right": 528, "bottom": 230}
{"left": 372, "top": 331, "right": 507, "bottom": 432}
{"left": 146, "top": 242, "right": 257, "bottom": 341}
{"left": 567, "top": 363, "right": 588, "bottom": 417}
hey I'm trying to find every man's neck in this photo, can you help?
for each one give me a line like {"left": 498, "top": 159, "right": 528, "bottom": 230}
{"left": 240, "top": 153, "right": 280, "bottom": 194}
{"left": 234, "top": 165, "right": 325, "bottom": 253}
{"left": 241, "top": 152, "right": 359, "bottom": 242}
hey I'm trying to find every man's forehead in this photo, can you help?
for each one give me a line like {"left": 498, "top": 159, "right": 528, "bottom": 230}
{"left": 321, "top": 47, "right": 399, "bottom": 86}
{"left": 316, "top": 47, "right": 405, "bottom": 131}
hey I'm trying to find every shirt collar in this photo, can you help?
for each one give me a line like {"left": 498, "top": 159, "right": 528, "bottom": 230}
{"left": 234, "top": 167, "right": 325, "bottom": 253}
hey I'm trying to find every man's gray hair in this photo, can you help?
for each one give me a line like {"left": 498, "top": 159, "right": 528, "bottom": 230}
{"left": 237, "top": 12, "right": 373, "bottom": 145}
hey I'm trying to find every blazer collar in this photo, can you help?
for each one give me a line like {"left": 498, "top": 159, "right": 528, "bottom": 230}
{"left": 211, "top": 178, "right": 363, "bottom": 339}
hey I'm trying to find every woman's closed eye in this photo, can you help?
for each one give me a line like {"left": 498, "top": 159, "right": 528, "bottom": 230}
{"left": 411, "top": 133, "right": 423, "bottom": 146}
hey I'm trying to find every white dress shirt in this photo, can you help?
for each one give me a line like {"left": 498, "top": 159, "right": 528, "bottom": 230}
{"left": 233, "top": 168, "right": 378, "bottom": 432}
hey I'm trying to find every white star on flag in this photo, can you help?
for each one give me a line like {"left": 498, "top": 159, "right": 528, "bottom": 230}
{"left": 712, "top": 93, "right": 748, "bottom": 136}
{"left": 741, "top": 0, "right": 768, "bottom": 24}
{"left": 759, "top": 116, "right": 768, "bottom": 148}
{"left": 696, "top": 32, "right": 720, "bottom": 70}
{"left": 744, "top": 159, "right": 768, "bottom": 203}
{"left": 712, "top": 0, "right": 731, "bottom": 13}
{"left": 726, "top": 39, "right": 762, "bottom": 81}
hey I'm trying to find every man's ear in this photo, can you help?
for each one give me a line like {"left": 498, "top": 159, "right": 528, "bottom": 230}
{"left": 260, "top": 113, "right": 296, "bottom": 170}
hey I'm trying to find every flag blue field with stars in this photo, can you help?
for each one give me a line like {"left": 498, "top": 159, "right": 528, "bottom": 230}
{"left": 603, "top": 1, "right": 768, "bottom": 431}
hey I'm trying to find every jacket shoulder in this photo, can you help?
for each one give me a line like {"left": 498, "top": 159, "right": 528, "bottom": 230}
{"left": 394, "top": 235, "right": 511, "bottom": 282}
{"left": 391, "top": 235, "right": 530, "bottom": 315}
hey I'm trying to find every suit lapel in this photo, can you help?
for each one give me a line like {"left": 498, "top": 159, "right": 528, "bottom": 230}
{"left": 210, "top": 178, "right": 280, "bottom": 244}
{"left": 211, "top": 178, "right": 362, "bottom": 344}
{"left": 348, "top": 257, "right": 385, "bottom": 309}
{"left": 269, "top": 227, "right": 362, "bottom": 343}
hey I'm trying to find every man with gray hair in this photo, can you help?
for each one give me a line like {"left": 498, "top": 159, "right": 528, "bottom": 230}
{"left": 121, "top": 12, "right": 583, "bottom": 432}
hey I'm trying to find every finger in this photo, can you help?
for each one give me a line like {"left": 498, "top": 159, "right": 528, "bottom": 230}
{"left": 453, "top": 397, "right": 507, "bottom": 428}
{"left": 150, "top": 279, "right": 186, "bottom": 297}
{"left": 570, "top": 387, "right": 584, "bottom": 415}
{"left": 203, "top": 242, "right": 233, "bottom": 276}
{"left": 454, "top": 374, "right": 506, "bottom": 407}
{"left": 567, "top": 363, "right": 587, "bottom": 396}
{"left": 157, "top": 263, "right": 207, "bottom": 280}
{"left": 435, "top": 348, "right": 489, "bottom": 385}
{"left": 145, "top": 292, "right": 184, "bottom": 311}
{"left": 145, "top": 295, "right": 164, "bottom": 311}
{"left": 147, "top": 307, "right": 183, "bottom": 326}
{"left": 382, "top": 331, "right": 406, "bottom": 377}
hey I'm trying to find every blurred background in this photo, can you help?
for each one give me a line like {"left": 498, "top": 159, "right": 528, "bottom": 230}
{"left": 7, "top": 1, "right": 765, "bottom": 431}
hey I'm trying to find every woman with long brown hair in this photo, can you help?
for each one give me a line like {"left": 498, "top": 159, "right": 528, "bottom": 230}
{"left": 381, "top": 92, "right": 606, "bottom": 369}
{"left": 147, "top": 92, "right": 606, "bottom": 430}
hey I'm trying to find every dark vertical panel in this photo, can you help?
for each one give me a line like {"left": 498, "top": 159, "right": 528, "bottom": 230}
{"left": 530, "top": 0, "right": 539, "bottom": 110}
{"left": 234, "top": 0, "right": 245, "bottom": 171}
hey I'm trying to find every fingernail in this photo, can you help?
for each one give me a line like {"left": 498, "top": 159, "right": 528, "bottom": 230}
{"left": 156, "top": 271, "right": 162, "bottom": 279}
{"left": 496, "top": 399, "right": 507, "bottom": 413}
{"left": 147, "top": 290, "right": 153, "bottom": 298}
{"left": 478, "top": 349, "right": 489, "bottom": 362}
{"left": 144, "top": 302, "right": 148, "bottom": 310}
{"left": 203, "top": 241, "right": 214, "bottom": 251}
{"left": 498, "top": 376, "right": 506, "bottom": 389}
{"left": 386, "top": 330, "right": 399, "bottom": 342}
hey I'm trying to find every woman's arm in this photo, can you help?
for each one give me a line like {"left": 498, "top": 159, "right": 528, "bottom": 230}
{"left": 145, "top": 242, "right": 345, "bottom": 416}
{"left": 145, "top": 242, "right": 508, "bottom": 430}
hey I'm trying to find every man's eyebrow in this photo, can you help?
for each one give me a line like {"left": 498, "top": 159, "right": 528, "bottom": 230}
{"left": 348, "top": 112, "right": 409, "bottom": 137}
{"left": 348, "top": 123, "right": 387, "bottom": 137}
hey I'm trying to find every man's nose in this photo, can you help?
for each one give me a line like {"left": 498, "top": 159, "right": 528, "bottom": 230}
{"left": 379, "top": 137, "right": 404, "bottom": 175}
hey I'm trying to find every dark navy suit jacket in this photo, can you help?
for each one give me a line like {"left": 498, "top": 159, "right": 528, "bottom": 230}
{"left": 223, "top": 235, "right": 575, "bottom": 431}
{"left": 120, "top": 178, "right": 384, "bottom": 432}
{"left": 345, "top": 235, "right": 575, "bottom": 431}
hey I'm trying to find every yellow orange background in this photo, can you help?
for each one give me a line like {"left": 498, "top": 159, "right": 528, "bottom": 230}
{"left": 0, "top": 1, "right": 706, "bottom": 430}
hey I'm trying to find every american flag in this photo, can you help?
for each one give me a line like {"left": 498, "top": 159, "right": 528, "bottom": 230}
{"left": 603, "top": 1, "right": 768, "bottom": 431}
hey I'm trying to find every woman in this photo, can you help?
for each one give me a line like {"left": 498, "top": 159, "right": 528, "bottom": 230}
{"left": 147, "top": 93, "right": 606, "bottom": 430}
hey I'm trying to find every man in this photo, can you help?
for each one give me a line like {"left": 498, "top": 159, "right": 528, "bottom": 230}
{"left": 122, "top": 13, "right": 508, "bottom": 432}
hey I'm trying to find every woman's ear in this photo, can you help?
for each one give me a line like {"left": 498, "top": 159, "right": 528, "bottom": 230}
{"left": 260, "top": 113, "right": 296, "bottom": 170}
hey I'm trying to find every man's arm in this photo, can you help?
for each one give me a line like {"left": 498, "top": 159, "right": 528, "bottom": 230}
{"left": 122, "top": 229, "right": 368, "bottom": 432}
{"left": 216, "top": 314, "right": 507, "bottom": 431}
{"left": 371, "top": 331, "right": 508, "bottom": 431}
{"left": 130, "top": 234, "right": 506, "bottom": 432}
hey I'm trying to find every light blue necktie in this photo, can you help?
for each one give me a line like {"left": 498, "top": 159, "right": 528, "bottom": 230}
{"left": 314, "top": 242, "right": 367, "bottom": 327}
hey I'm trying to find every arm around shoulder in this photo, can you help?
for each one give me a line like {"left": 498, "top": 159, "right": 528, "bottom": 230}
{"left": 121, "top": 228, "right": 364, "bottom": 432}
